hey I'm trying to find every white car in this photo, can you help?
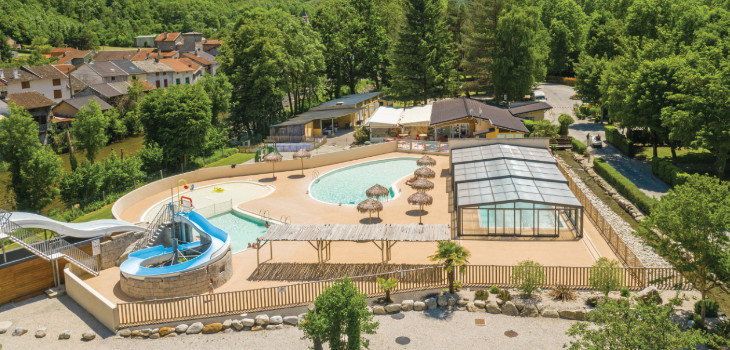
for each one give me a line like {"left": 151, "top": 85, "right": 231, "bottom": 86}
{"left": 591, "top": 135, "right": 603, "bottom": 148}
{"left": 533, "top": 90, "right": 547, "bottom": 102}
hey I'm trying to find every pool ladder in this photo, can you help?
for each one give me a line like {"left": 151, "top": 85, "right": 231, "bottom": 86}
{"left": 279, "top": 215, "right": 291, "bottom": 224}
{"left": 258, "top": 209, "right": 271, "bottom": 223}
{"left": 311, "top": 170, "right": 320, "bottom": 183}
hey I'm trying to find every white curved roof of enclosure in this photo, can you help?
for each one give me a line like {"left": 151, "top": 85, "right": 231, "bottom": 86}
{"left": 400, "top": 104, "right": 432, "bottom": 126}
{"left": 365, "top": 106, "right": 401, "bottom": 128}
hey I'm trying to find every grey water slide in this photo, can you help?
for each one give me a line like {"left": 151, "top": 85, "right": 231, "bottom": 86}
{"left": 9, "top": 212, "right": 144, "bottom": 238}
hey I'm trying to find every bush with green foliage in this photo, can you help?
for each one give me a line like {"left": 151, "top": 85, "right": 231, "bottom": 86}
{"left": 430, "top": 241, "right": 471, "bottom": 294}
{"left": 620, "top": 287, "right": 630, "bottom": 298}
{"left": 571, "top": 138, "right": 587, "bottom": 154}
{"left": 353, "top": 125, "right": 370, "bottom": 144}
{"left": 530, "top": 120, "right": 560, "bottom": 138}
{"left": 651, "top": 158, "right": 690, "bottom": 187}
{"left": 489, "top": 286, "right": 501, "bottom": 294}
{"left": 475, "top": 290, "right": 489, "bottom": 300}
{"left": 376, "top": 277, "right": 398, "bottom": 303}
{"left": 589, "top": 257, "right": 623, "bottom": 296}
{"left": 604, "top": 126, "right": 635, "bottom": 157}
{"left": 523, "top": 120, "right": 535, "bottom": 134}
{"left": 137, "top": 142, "right": 165, "bottom": 175}
{"left": 59, "top": 152, "right": 145, "bottom": 207}
{"left": 593, "top": 158, "right": 657, "bottom": 214}
{"left": 511, "top": 260, "right": 546, "bottom": 297}
{"left": 694, "top": 300, "right": 719, "bottom": 318}
{"left": 549, "top": 285, "right": 576, "bottom": 302}
{"left": 498, "top": 289, "right": 512, "bottom": 301}
{"left": 558, "top": 114, "right": 574, "bottom": 136}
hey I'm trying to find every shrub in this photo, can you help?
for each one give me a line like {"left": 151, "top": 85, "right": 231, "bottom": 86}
{"left": 571, "top": 138, "right": 587, "bottom": 154}
{"left": 498, "top": 289, "right": 512, "bottom": 301}
{"left": 353, "top": 125, "right": 370, "bottom": 144}
{"left": 376, "top": 277, "right": 398, "bottom": 303}
{"left": 511, "top": 260, "right": 546, "bottom": 297}
{"left": 694, "top": 299, "right": 719, "bottom": 318}
{"left": 593, "top": 158, "right": 658, "bottom": 215}
{"left": 453, "top": 279, "right": 463, "bottom": 292}
{"left": 586, "top": 296, "right": 602, "bottom": 307}
{"left": 475, "top": 290, "right": 489, "bottom": 301}
{"left": 549, "top": 285, "right": 576, "bottom": 302}
{"left": 523, "top": 119, "right": 535, "bottom": 134}
{"left": 558, "top": 114, "right": 574, "bottom": 136}
{"left": 604, "top": 126, "right": 635, "bottom": 157}
{"left": 620, "top": 287, "right": 630, "bottom": 298}
{"left": 489, "top": 286, "right": 501, "bottom": 294}
{"left": 651, "top": 158, "right": 690, "bottom": 187}
{"left": 589, "top": 257, "right": 623, "bottom": 296}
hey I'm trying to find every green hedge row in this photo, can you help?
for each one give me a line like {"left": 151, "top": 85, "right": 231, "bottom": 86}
{"left": 593, "top": 158, "right": 658, "bottom": 215}
{"left": 604, "top": 126, "right": 635, "bottom": 157}
{"left": 571, "top": 138, "right": 587, "bottom": 154}
{"left": 651, "top": 158, "right": 690, "bottom": 187}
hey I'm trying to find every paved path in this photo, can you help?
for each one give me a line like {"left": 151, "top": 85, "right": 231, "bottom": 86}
{"left": 539, "top": 83, "right": 669, "bottom": 199}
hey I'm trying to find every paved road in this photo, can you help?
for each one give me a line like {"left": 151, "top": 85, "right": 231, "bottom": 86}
{"left": 539, "top": 83, "right": 669, "bottom": 199}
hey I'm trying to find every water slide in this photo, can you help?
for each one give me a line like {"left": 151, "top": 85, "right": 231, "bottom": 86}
{"left": 119, "top": 210, "right": 230, "bottom": 277}
{"left": 9, "top": 212, "right": 144, "bottom": 238}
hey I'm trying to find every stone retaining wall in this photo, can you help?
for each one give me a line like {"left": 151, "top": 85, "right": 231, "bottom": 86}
{"left": 120, "top": 248, "right": 233, "bottom": 300}
{"left": 100, "top": 231, "right": 144, "bottom": 270}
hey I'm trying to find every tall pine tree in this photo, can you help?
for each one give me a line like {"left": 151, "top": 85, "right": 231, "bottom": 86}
{"left": 389, "top": 0, "right": 458, "bottom": 104}
{"left": 463, "top": 0, "right": 507, "bottom": 94}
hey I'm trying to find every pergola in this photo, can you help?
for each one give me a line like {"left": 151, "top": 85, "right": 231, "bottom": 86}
{"left": 256, "top": 224, "right": 450, "bottom": 266}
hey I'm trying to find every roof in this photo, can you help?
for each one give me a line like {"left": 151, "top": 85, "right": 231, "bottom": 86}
{"left": 177, "top": 58, "right": 203, "bottom": 72}
{"left": 0, "top": 67, "right": 39, "bottom": 83}
{"left": 109, "top": 60, "right": 146, "bottom": 75}
{"left": 183, "top": 31, "right": 203, "bottom": 35}
{"left": 159, "top": 58, "right": 194, "bottom": 72}
{"left": 451, "top": 144, "right": 581, "bottom": 208}
{"left": 274, "top": 108, "right": 359, "bottom": 127}
{"left": 57, "top": 50, "right": 93, "bottom": 64}
{"left": 508, "top": 102, "right": 552, "bottom": 116}
{"left": 69, "top": 75, "right": 88, "bottom": 91}
{"left": 312, "top": 92, "right": 383, "bottom": 109}
{"left": 50, "top": 47, "right": 77, "bottom": 57}
{"left": 24, "top": 65, "right": 67, "bottom": 80}
{"left": 56, "top": 95, "right": 113, "bottom": 112}
{"left": 6, "top": 91, "right": 56, "bottom": 109}
{"left": 133, "top": 60, "right": 175, "bottom": 73}
{"left": 400, "top": 104, "right": 432, "bottom": 126}
{"left": 131, "top": 48, "right": 156, "bottom": 61}
{"left": 260, "top": 224, "right": 450, "bottom": 242}
{"left": 430, "top": 97, "right": 529, "bottom": 133}
{"left": 85, "top": 61, "right": 128, "bottom": 77}
{"left": 108, "top": 81, "right": 135, "bottom": 94}
{"left": 137, "top": 80, "right": 156, "bottom": 91}
{"left": 53, "top": 64, "right": 76, "bottom": 74}
{"left": 155, "top": 32, "right": 182, "bottom": 42}
{"left": 92, "top": 50, "right": 136, "bottom": 62}
{"left": 134, "top": 35, "right": 158, "bottom": 39}
{"left": 86, "top": 83, "right": 125, "bottom": 98}
{"left": 203, "top": 39, "right": 221, "bottom": 47}
{"left": 365, "top": 106, "right": 401, "bottom": 128}
{"left": 182, "top": 52, "right": 212, "bottom": 66}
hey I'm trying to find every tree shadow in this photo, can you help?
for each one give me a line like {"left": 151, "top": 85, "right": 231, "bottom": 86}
{"left": 287, "top": 174, "right": 306, "bottom": 179}
{"left": 359, "top": 217, "right": 383, "bottom": 224}
{"left": 405, "top": 209, "right": 428, "bottom": 217}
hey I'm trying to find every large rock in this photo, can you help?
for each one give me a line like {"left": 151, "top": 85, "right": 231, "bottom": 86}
{"left": 242, "top": 318, "right": 255, "bottom": 327}
{"left": 486, "top": 301, "right": 501, "bottom": 314}
{"left": 186, "top": 322, "right": 204, "bottom": 334}
{"left": 175, "top": 324, "right": 188, "bottom": 333}
{"left": 502, "top": 302, "right": 519, "bottom": 316}
{"left": 513, "top": 301, "right": 525, "bottom": 312}
{"left": 401, "top": 300, "right": 414, "bottom": 311}
{"left": 448, "top": 296, "right": 457, "bottom": 306}
{"left": 266, "top": 324, "right": 284, "bottom": 330}
{"left": 12, "top": 327, "right": 27, "bottom": 336}
{"left": 222, "top": 319, "right": 232, "bottom": 330}
{"left": 255, "top": 314, "right": 270, "bottom": 326}
{"left": 283, "top": 316, "right": 299, "bottom": 326}
{"left": 425, "top": 298, "right": 438, "bottom": 310}
{"left": 35, "top": 327, "right": 47, "bottom": 338}
{"left": 437, "top": 295, "right": 449, "bottom": 307}
{"left": 636, "top": 286, "right": 662, "bottom": 304}
{"left": 0, "top": 321, "right": 12, "bottom": 334}
{"left": 149, "top": 333, "right": 160, "bottom": 339}
{"left": 372, "top": 305, "right": 386, "bottom": 315}
{"left": 385, "top": 304, "right": 401, "bottom": 313}
{"left": 466, "top": 302, "right": 478, "bottom": 312}
{"left": 541, "top": 308, "right": 559, "bottom": 318}
{"left": 82, "top": 330, "right": 96, "bottom": 340}
{"left": 457, "top": 299, "right": 469, "bottom": 307}
{"left": 158, "top": 327, "right": 174, "bottom": 337}
{"left": 202, "top": 323, "right": 223, "bottom": 334}
{"left": 559, "top": 308, "right": 586, "bottom": 321}
{"left": 139, "top": 328, "right": 152, "bottom": 337}
{"left": 413, "top": 301, "right": 426, "bottom": 311}
{"left": 521, "top": 305, "right": 539, "bottom": 317}
{"left": 251, "top": 326, "right": 264, "bottom": 332}
{"left": 58, "top": 330, "right": 71, "bottom": 340}
{"left": 231, "top": 320, "right": 244, "bottom": 330}
{"left": 165, "top": 333, "right": 177, "bottom": 338}
{"left": 269, "top": 316, "right": 283, "bottom": 325}
{"left": 474, "top": 300, "right": 486, "bottom": 309}
{"left": 118, "top": 329, "right": 132, "bottom": 337}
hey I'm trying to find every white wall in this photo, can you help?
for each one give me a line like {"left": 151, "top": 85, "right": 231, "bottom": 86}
{"left": 64, "top": 268, "right": 119, "bottom": 331}
{"left": 6, "top": 78, "right": 70, "bottom": 102}
{"left": 145, "top": 72, "right": 173, "bottom": 88}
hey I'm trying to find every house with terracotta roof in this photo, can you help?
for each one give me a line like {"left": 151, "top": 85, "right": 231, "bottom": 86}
{"left": 203, "top": 39, "right": 221, "bottom": 56}
{"left": 50, "top": 47, "right": 77, "bottom": 58}
{"left": 155, "top": 32, "right": 183, "bottom": 52}
{"left": 6, "top": 91, "right": 57, "bottom": 143}
{"left": 430, "top": 97, "right": 529, "bottom": 140}
{"left": 0, "top": 65, "right": 70, "bottom": 102}
{"left": 182, "top": 52, "right": 219, "bottom": 75}
{"left": 134, "top": 35, "right": 157, "bottom": 48}
{"left": 71, "top": 61, "right": 130, "bottom": 86}
{"left": 56, "top": 50, "right": 95, "bottom": 66}
{"left": 181, "top": 32, "right": 203, "bottom": 54}
{"left": 159, "top": 58, "right": 200, "bottom": 85}
{"left": 133, "top": 60, "right": 175, "bottom": 88}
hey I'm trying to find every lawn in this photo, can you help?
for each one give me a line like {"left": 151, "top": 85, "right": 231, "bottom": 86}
{"left": 59, "top": 134, "right": 145, "bottom": 172}
{"left": 637, "top": 146, "right": 727, "bottom": 179}
{"left": 71, "top": 203, "right": 114, "bottom": 222}
{"left": 636, "top": 146, "right": 711, "bottom": 162}
{"left": 98, "top": 46, "right": 137, "bottom": 51}
{"left": 205, "top": 153, "right": 255, "bottom": 168}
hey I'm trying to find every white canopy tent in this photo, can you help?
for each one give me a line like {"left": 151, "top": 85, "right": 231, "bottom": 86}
{"left": 364, "top": 106, "right": 402, "bottom": 128}
{"left": 399, "top": 104, "right": 432, "bottom": 127}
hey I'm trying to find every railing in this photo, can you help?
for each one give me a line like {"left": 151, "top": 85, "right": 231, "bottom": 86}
{"left": 130, "top": 203, "right": 174, "bottom": 252}
{"left": 397, "top": 140, "right": 450, "bottom": 153}
{"left": 194, "top": 200, "right": 233, "bottom": 218}
{"left": 555, "top": 161, "right": 643, "bottom": 268}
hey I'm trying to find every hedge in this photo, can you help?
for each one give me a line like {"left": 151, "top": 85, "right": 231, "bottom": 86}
{"left": 651, "top": 158, "right": 690, "bottom": 187}
{"left": 604, "top": 126, "right": 635, "bottom": 157}
{"left": 593, "top": 158, "right": 658, "bottom": 215}
{"left": 571, "top": 138, "right": 587, "bottom": 154}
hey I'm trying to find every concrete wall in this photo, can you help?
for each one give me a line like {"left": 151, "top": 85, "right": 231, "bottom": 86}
{"left": 112, "top": 141, "right": 398, "bottom": 219}
{"left": 65, "top": 268, "right": 119, "bottom": 330}
{"left": 100, "top": 231, "right": 144, "bottom": 269}
{"left": 449, "top": 137, "right": 551, "bottom": 150}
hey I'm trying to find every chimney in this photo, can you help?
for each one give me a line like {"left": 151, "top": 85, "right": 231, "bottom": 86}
{"left": 13, "top": 68, "right": 18, "bottom": 79}
{"left": 163, "top": 33, "right": 168, "bottom": 40}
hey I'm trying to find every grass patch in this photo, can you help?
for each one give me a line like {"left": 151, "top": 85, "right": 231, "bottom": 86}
{"left": 593, "top": 158, "right": 658, "bottom": 215}
{"left": 636, "top": 146, "right": 711, "bottom": 162}
{"left": 205, "top": 153, "right": 255, "bottom": 168}
{"left": 71, "top": 203, "right": 114, "bottom": 222}
{"left": 59, "top": 134, "right": 145, "bottom": 172}
{"left": 98, "top": 46, "right": 137, "bottom": 51}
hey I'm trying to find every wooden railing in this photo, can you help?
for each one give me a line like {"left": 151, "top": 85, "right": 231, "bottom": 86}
{"left": 555, "top": 161, "right": 643, "bottom": 268}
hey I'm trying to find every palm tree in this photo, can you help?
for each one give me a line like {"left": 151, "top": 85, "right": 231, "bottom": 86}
{"left": 376, "top": 277, "right": 398, "bottom": 303}
{"left": 429, "top": 241, "right": 471, "bottom": 294}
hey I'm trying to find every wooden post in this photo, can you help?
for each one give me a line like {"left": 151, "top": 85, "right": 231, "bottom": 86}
{"left": 256, "top": 239, "right": 261, "bottom": 267}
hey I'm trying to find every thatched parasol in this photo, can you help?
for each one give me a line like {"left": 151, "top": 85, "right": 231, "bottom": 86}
{"left": 263, "top": 151, "right": 283, "bottom": 179}
{"left": 417, "top": 155, "right": 437, "bottom": 167}
{"left": 366, "top": 184, "right": 390, "bottom": 200}
{"left": 357, "top": 198, "right": 383, "bottom": 224}
{"left": 293, "top": 149, "right": 311, "bottom": 176}
{"left": 407, "top": 192, "right": 433, "bottom": 225}
{"left": 414, "top": 166, "right": 436, "bottom": 179}
{"left": 409, "top": 178, "right": 434, "bottom": 193}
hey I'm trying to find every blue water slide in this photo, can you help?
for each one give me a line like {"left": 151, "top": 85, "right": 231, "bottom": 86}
{"left": 119, "top": 211, "right": 230, "bottom": 277}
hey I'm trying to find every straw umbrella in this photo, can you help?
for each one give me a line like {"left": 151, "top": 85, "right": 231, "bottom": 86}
{"left": 409, "top": 178, "right": 434, "bottom": 193}
{"left": 417, "top": 155, "right": 437, "bottom": 168}
{"left": 407, "top": 192, "right": 433, "bottom": 225}
{"left": 357, "top": 198, "right": 383, "bottom": 224}
{"left": 293, "top": 149, "right": 311, "bottom": 176}
{"left": 366, "top": 184, "right": 390, "bottom": 218}
{"left": 414, "top": 166, "right": 436, "bottom": 179}
{"left": 263, "top": 152, "right": 282, "bottom": 179}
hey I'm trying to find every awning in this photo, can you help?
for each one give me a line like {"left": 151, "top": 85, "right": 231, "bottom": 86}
{"left": 364, "top": 106, "right": 401, "bottom": 128}
{"left": 400, "top": 104, "right": 432, "bottom": 127}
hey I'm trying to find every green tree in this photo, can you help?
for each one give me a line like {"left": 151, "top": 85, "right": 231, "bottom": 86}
{"left": 198, "top": 73, "right": 233, "bottom": 124}
{"left": 588, "top": 257, "right": 623, "bottom": 296}
{"left": 73, "top": 100, "right": 109, "bottom": 163}
{"left": 0, "top": 104, "right": 40, "bottom": 178}
{"left": 137, "top": 142, "right": 164, "bottom": 175}
{"left": 511, "top": 260, "right": 546, "bottom": 297}
{"left": 389, "top": 0, "right": 458, "bottom": 104}
{"left": 429, "top": 241, "right": 470, "bottom": 294}
{"left": 281, "top": 17, "right": 326, "bottom": 115}
{"left": 558, "top": 113, "right": 574, "bottom": 136}
{"left": 0, "top": 35, "right": 12, "bottom": 63}
{"left": 299, "top": 277, "right": 378, "bottom": 350}
{"left": 637, "top": 175, "right": 730, "bottom": 321}
{"left": 138, "top": 84, "right": 214, "bottom": 170}
{"left": 463, "top": 0, "right": 506, "bottom": 93}
{"left": 540, "top": 0, "right": 585, "bottom": 76}
{"left": 376, "top": 277, "right": 398, "bottom": 303}
{"left": 565, "top": 298, "right": 719, "bottom": 349}
{"left": 531, "top": 120, "right": 559, "bottom": 138}
{"left": 573, "top": 54, "right": 605, "bottom": 105}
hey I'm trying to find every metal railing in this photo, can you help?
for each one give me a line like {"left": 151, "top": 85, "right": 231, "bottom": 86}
{"left": 130, "top": 203, "right": 175, "bottom": 252}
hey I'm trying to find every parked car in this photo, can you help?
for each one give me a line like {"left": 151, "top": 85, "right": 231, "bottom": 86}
{"left": 533, "top": 90, "right": 547, "bottom": 102}
{"left": 591, "top": 134, "right": 603, "bottom": 148}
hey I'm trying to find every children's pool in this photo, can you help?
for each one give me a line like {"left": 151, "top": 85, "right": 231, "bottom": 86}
{"left": 206, "top": 210, "right": 271, "bottom": 253}
{"left": 309, "top": 157, "right": 420, "bottom": 205}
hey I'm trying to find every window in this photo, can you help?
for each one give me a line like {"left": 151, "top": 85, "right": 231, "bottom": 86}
{"left": 515, "top": 134, "right": 524, "bottom": 138}
{"left": 156, "top": 72, "right": 160, "bottom": 76}
{"left": 497, "top": 134, "right": 506, "bottom": 138}
{"left": 53, "top": 79, "right": 61, "bottom": 86}
{"left": 111, "top": 76, "right": 116, "bottom": 82}
{"left": 156, "top": 80, "right": 161, "bottom": 88}
{"left": 185, "top": 77, "right": 190, "bottom": 84}
{"left": 506, "top": 134, "right": 514, "bottom": 138}
{"left": 21, "top": 81, "right": 30, "bottom": 89}
{"left": 54, "top": 90, "right": 62, "bottom": 99}
{"left": 164, "top": 79, "right": 168, "bottom": 87}
{"left": 176, "top": 78, "right": 180, "bottom": 85}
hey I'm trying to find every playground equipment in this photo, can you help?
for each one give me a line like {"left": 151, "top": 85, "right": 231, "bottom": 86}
{"left": 213, "top": 187, "right": 225, "bottom": 193}
{"left": 254, "top": 146, "right": 282, "bottom": 163}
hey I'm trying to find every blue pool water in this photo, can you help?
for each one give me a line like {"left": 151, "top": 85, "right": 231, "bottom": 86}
{"left": 310, "top": 157, "right": 420, "bottom": 205}
{"left": 479, "top": 203, "right": 565, "bottom": 229}
{"left": 206, "top": 210, "right": 270, "bottom": 253}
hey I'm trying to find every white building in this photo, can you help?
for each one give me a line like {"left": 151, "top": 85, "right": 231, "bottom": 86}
{"left": 133, "top": 60, "right": 175, "bottom": 88}
{"left": 0, "top": 65, "right": 71, "bottom": 102}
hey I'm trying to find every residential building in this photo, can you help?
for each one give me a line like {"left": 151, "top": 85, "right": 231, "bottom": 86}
{"left": 159, "top": 58, "right": 199, "bottom": 85}
{"left": 430, "top": 97, "right": 529, "bottom": 140}
{"left": 155, "top": 32, "right": 183, "bottom": 52}
{"left": 182, "top": 52, "right": 218, "bottom": 75}
{"left": 0, "top": 65, "right": 70, "bottom": 101}
{"left": 181, "top": 32, "right": 203, "bottom": 54}
{"left": 71, "top": 61, "right": 129, "bottom": 86}
{"left": 56, "top": 50, "right": 95, "bottom": 66}
{"left": 6, "top": 91, "right": 56, "bottom": 143}
{"left": 52, "top": 95, "right": 113, "bottom": 118}
{"left": 507, "top": 102, "right": 553, "bottom": 121}
{"left": 202, "top": 39, "right": 221, "bottom": 56}
{"left": 133, "top": 60, "right": 175, "bottom": 88}
{"left": 50, "top": 47, "right": 76, "bottom": 58}
{"left": 134, "top": 35, "right": 157, "bottom": 48}
{"left": 6, "top": 37, "right": 21, "bottom": 50}
{"left": 110, "top": 60, "right": 147, "bottom": 81}
{"left": 76, "top": 80, "right": 154, "bottom": 106}
{"left": 93, "top": 48, "right": 156, "bottom": 62}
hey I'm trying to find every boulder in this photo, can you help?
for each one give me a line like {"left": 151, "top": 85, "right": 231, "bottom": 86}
{"left": 541, "top": 308, "right": 559, "bottom": 318}
{"left": 425, "top": 298, "right": 438, "bottom": 310}
{"left": 466, "top": 302, "right": 478, "bottom": 312}
{"left": 474, "top": 300, "right": 486, "bottom": 309}
{"left": 266, "top": 324, "right": 284, "bottom": 330}
{"left": 372, "top": 305, "right": 386, "bottom": 315}
{"left": 58, "top": 330, "right": 71, "bottom": 340}
{"left": 269, "top": 316, "right": 283, "bottom": 325}
{"left": 0, "top": 321, "right": 12, "bottom": 334}
{"left": 307, "top": 303, "right": 315, "bottom": 312}
{"left": 175, "top": 324, "right": 188, "bottom": 333}
{"left": 251, "top": 326, "right": 264, "bottom": 331}
{"left": 457, "top": 299, "right": 469, "bottom": 307}
{"left": 559, "top": 308, "right": 586, "bottom": 321}
{"left": 186, "top": 322, "right": 204, "bottom": 334}
{"left": 486, "top": 301, "right": 501, "bottom": 314}
{"left": 151, "top": 328, "right": 159, "bottom": 335}
{"left": 35, "top": 327, "right": 47, "bottom": 338}
{"left": 118, "top": 329, "right": 132, "bottom": 337}
{"left": 502, "top": 302, "right": 519, "bottom": 316}
{"left": 636, "top": 286, "right": 662, "bottom": 304}
{"left": 222, "top": 319, "right": 232, "bottom": 329}
{"left": 202, "top": 323, "right": 223, "bottom": 334}
{"left": 513, "top": 301, "right": 525, "bottom": 312}
{"left": 255, "top": 314, "right": 270, "bottom": 326}
{"left": 413, "top": 301, "right": 426, "bottom": 311}
{"left": 520, "top": 305, "right": 539, "bottom": 317}
{"left": 12, "top": 327, "right": 27, "bottom": 336}
{"left": 165, "top": 333, "right": 177, "bottom": 338}
{"left": 131, "top": 330, "right": 142, "bottom": 337}
{"left": 242, "top": 318, "right": 255, "bottom": 327}
{"left": 385, "top": 304, "right": 401, "bottom": 313}
{"left": 158, "top": 327, "right": 174, "bottom": 337}
{"left": 82, "top": 330, "right": 96, "bottom": 340}
{"left": 283, "top": 316, "right": 299, "bottom": 326}
{"left": 149, "top": 333, "right": 160, "bottom": 339}
{"left": 140, "top": 328, "right": 152, "bottom": 337}
{"left": 448, "top": 296, "right": 457, "bottom": 306}
{"left": 437, "top": 295, "right": 449, "bottom": 307}
{"left": 401, "top": 300, "right": 414, "bottom": 311}
{"left": 231, "top": 320, "right": 244, "bottom": 331}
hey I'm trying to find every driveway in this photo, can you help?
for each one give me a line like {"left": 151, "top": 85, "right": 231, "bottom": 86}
{"left": 539, "top": 83, "right": 669, "bottom": 199}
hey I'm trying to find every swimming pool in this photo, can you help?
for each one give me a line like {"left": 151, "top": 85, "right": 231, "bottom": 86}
{"left": 309, "top": 157, "right": 420, "bottom": 205}
{"left": 478, "top": 203, "right": 565, "bottom": 229}
{"left": 206, "top": 210, "right": 270, "bottom": 253}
